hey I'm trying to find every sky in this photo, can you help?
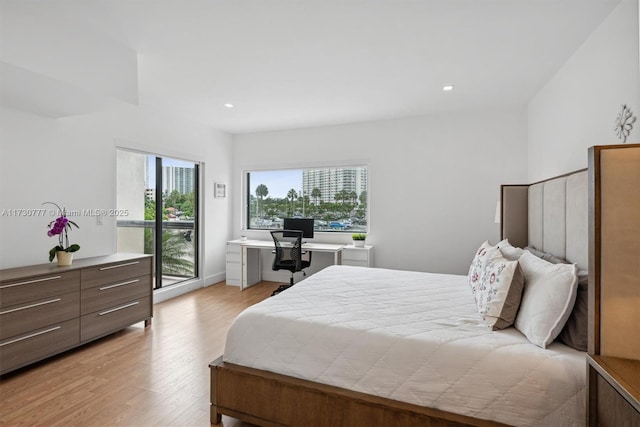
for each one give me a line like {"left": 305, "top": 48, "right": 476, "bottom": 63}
{"left": 146, "top": 155, "right": 196, "bottom": 187}
{"left": 142, "top": 154, "right": 302, "bottom": 199}
{"left": 249, "top": 169, "right": 302, "bottom": 199}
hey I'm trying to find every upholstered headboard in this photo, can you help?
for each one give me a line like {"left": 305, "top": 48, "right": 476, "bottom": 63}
{"left": 500, "top": 169, "right": 588, "bottom": 270}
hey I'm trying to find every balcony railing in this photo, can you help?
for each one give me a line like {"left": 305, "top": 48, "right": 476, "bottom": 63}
{"left": 116, "top": 219, "right": 196, "bottom": 289}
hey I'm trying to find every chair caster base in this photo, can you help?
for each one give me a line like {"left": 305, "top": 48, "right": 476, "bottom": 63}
{"left": 271, "top": 284, "right": 293, "bottom": 296}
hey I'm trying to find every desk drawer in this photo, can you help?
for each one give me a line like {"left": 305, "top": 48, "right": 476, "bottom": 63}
{"left": 81, "top": 275, "right": 151, "bottom": 315}
{"left": 81, "top": 296, "right": 151, "bottom": 341}
{"left": 0, "top": 318, "right": 79, "bottom": 374}
{"left": 0, "top": 292, "right": 79, "bottom": 340}
{"left": 343, "top": 260, "right": 369, "bottom": 268}
{"left": 226, "top": 252, "right": 241, "bottom": 263}
{"left": 81, "top": 257, "right": 151, "bottom": 289}
{"left": 226, "top": 262, "right": 241, "bottom": 281}
{"left": 227, "top": 243, "right": 242, "bottom": 253}
{"left": 0, "top": 271, "right": 80, "bottom": 308}
{"left": 343, "top": 249, "right": 369, "bottom": 262}
{"left": 226, "top": 243, "right": 241, "bottom": 255}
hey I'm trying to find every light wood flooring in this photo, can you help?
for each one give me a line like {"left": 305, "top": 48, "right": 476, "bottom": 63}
{"left": 0, "top": 281, "right": 281, "bottom": 427}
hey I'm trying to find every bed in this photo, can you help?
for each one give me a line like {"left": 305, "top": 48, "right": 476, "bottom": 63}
{"left": 211, "top": 168, "right": 589, "bottom": 427}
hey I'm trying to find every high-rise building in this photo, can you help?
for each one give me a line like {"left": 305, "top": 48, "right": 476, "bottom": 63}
{"left": 302, "top": 167, "right": 367, "bottom": 205}
{"left": 163, "top": 166, "right": 194, "bottom": 194}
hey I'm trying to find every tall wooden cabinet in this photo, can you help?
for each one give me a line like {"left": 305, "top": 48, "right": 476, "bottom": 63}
{"left": 0, "top": 253, "right": 152, "bottom": 375}
{"left": 588, "top": 144, "right": 640, "bottom": 426}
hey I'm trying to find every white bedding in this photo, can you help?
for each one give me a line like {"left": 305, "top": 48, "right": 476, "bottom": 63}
{"left": 224, "top": 265, "right": 586, "bottom": 427}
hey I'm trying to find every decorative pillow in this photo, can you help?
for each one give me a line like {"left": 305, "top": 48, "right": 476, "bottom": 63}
{"left": 468, "top": 241, "right": 495, "bottom": 292}
{"left": 523, "top": 247, "right": 588, "bottom": 351}
{"left": 514, "top": 251, "right": 579, "bottom": 348}
{"left": 557, "top": 270, "right": 588, "bottom": 351}
{"left": 473, "top": 249, "right": 524, "bottom": 330}
{"left": 498, "top": 239, "right": 524, "bottom": 261}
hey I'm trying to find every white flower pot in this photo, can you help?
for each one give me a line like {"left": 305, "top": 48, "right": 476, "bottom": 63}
{"left": 57, "top": 251, "right": 74, "bottom": 266}
{"left": 352, "top": 240, "right": 365, "bottom": 248}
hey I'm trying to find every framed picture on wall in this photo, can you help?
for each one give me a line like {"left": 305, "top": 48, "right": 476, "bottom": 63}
{"left": 214, "top": 183, "right": 226, "bottom": 198}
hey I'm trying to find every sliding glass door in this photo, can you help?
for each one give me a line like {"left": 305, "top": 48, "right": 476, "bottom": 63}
{"left": 116, "top": 149, "right": 199, "bottom": 290}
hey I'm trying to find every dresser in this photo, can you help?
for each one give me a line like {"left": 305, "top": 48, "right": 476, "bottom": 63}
{"left": 0, "top": 253, "right": 152, "bottom": 375}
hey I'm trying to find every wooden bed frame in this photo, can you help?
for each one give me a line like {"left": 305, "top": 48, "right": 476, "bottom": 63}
{"left": 210, "top": 167, "right": 591, "bottom": 426}
{"left": 210, "top": 357, "right": 508, "bottom": 426}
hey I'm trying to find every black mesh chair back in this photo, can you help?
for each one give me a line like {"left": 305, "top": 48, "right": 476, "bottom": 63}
{"left": 271, "top": 230, "right": 303, "bottom": 273}
{"left": 270, "top": 230, "right": 312, "bottom": 295}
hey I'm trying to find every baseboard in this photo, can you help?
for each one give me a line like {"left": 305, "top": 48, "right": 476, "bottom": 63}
{"left": 205, "top": 272, "right": 226, "bottom": 287}
{"left": 153, "top": 278, "right": 203, "bottom": 304}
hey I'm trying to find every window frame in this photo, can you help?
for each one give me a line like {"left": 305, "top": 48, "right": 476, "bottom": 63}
{"left": 243, "top": 163, "right": 370, "bottom": 235}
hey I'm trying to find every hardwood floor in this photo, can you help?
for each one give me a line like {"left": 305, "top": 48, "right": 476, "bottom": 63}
{"left": 0, "top": 281, "right": 280, "bottom": 427}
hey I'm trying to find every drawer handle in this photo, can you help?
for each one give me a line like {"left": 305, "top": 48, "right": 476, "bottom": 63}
{"left": 0, "top": 298, "right": 62, "bottom": 315}
{"left": 99, "top": 261, "right": 140, "bottom": 271}
{"left": 98, "top": 301, "right": 139, "bottom": 316}
{"left": 0, "top": 275, "right": 62, "bottom": 289}
{"left": 0, "top": 326, "right": 61, "bottom": 347}
{"left": 99, "top": 279, "right": 140, "bottom": 291}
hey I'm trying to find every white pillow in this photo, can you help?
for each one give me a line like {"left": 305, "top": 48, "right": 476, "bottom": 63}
{"left": 473, "top": 249, "right": 524, "bottom": 330}
{"left": 514, "top": 251, "right": 579, "bottom": 348}
{"left": 497, "top": 239, "right": 524, "bottom": 261}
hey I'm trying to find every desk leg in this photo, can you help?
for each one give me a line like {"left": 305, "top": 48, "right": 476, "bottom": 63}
{"left": 335, "top": 250, "right": 343, "bottom": 265}
{"left": 241, "top": 246, "right": 247, "bottom": 290}
{"left": 242, "top": 247, "right": 263, "bottom": 289}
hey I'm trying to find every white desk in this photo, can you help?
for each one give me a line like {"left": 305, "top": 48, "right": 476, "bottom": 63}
{"left": 226, "top": 239, "right": 345, "bottom": 289}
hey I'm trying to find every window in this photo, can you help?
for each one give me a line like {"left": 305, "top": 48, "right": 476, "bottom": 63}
{"left": 246, "top": 166, "right": 368, "bottom": 233}
{"left": 116, "top": 149, "right": 199, "bottom": 290}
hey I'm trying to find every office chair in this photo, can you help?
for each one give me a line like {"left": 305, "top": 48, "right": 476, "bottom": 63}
{"left": 270, "top": 230, "right": 312, "bottom": 296}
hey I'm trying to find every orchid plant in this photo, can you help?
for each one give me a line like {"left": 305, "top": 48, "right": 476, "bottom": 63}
{"left": 44, "top": 202, "right": 80, "bottom": 262}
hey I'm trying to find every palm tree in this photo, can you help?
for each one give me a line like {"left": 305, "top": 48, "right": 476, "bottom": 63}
{"left": 287, "top": 188, "right": 298, "bottom": 216}
{"left": 255, "top": 184, "right": 268, "bottom": 216}
{"left": 334, "top": 189, "right": 349, "bottom": 205}
{"left": 298, "top": 190, "right": 307, "bottom": 216}
{"left": 311, "top": 187, "right": 321, "bottom": 205}
{"left": 144, "top": 231, "right": 195, "bottom": 276}
{"left": 161, "top": 232, "right": 195, "bottom": 276}
{"left": 359, "top": 191, "right": 367, "bottom": 206}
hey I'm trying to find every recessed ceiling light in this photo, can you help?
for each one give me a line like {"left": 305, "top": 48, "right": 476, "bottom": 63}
{"left": 442, "top": 85, "right": 454, "bottom": 92}
{"left": 224, "top": 103, "right": 234, "bottom": 108}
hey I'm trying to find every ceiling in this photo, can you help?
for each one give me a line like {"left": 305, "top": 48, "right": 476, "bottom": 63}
{"left": 0, "top": 0, "right": 623, "bottom": 134}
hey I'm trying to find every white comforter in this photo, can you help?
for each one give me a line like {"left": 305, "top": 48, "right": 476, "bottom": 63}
{"left": 224, "top": 265, "right": 586, "bottom": 427}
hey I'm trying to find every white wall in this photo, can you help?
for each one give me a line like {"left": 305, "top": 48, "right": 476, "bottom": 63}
{"left": 0, "top": 105, "right": 233, "bottom": 292}
{"left": 528, "top": 0, "right": 640, "bottom": 181}
{"left": 0, "top": 1, "right": 233, "bottom": 298}
{"left": 1, "top": 2, "right": 138, "bottom": 105}
{"left": 232, "top": 107, "right": 528, "bottom": 275}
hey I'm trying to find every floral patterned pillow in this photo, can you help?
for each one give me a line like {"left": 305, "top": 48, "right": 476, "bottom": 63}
{"left": 468, "top": 241, "right": 496, "bottom": 292}
{"left": 473, "top": 249, "right": 524, "bottom": 330}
